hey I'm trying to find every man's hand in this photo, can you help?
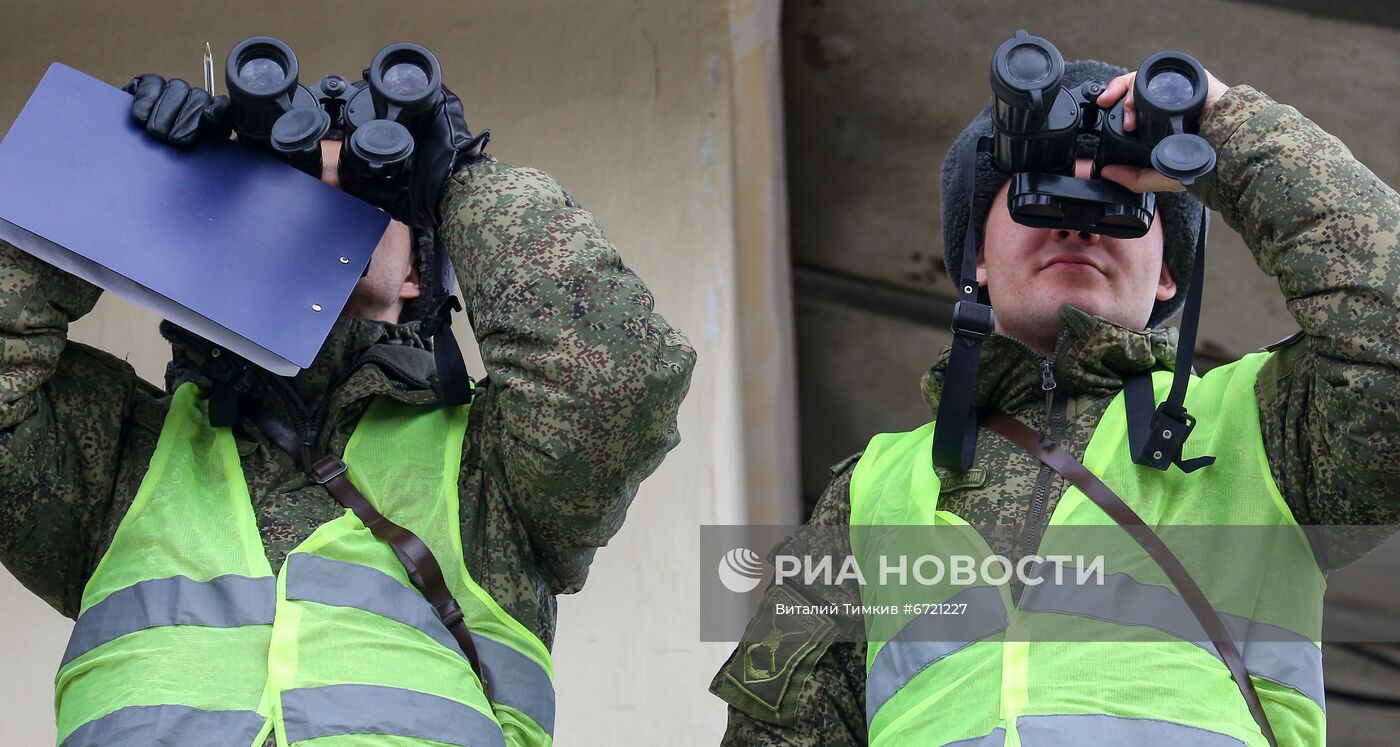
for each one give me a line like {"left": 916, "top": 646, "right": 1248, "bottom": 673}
{"left": 1095, "top": 67, "right": 1229, "bottom": 193}
{"left": 360, "top": 87, "right": 488, "bottom": 231}
{"left": 122, "top": 75, "right": 233, "bottom": 147}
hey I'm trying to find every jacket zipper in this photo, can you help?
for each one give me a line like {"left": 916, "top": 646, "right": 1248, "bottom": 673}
{"left": 308, "top": 365, "right": 363, "bottom": 454}
{"left": 1022, "top": 334, "right": 1072, "bottom": 558}
{"left": 260, "top": 362, "right": 358, "bottom": 453}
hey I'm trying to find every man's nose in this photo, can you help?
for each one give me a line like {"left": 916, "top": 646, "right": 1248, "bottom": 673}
{"left": 1052, "top": 227, "right": 1103, "bottom": 245}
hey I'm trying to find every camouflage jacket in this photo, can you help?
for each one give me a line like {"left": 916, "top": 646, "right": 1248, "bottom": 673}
{"left": 712, "top": 86, "right": 1400, "bottom": 744}
{"left": 0, "top": 160, "right": 696, "bottom": 659}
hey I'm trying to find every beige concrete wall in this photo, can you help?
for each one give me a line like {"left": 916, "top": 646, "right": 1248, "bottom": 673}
{"left": 0, "top": 1, "right": 792, "bottom": 743}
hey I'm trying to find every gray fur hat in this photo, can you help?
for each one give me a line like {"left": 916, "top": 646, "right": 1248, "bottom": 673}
{"left": 939, "top": 59, "right": 1204, "bottom": 328}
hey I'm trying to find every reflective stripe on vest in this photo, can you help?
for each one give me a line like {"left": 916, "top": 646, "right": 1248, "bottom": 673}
{"left": 867, "top": 570, "right": 1326, "bottom": 728}
{"left": 61, "top": 575, "right": 276, "bottom": 667}
{"left": 282, "top": 684, "right": 507, "bottom": 747}
{"left": 286, "top": 553, "right": 557, "bottom": 734}
{"left": 1015, "top": 713, "right": 1246, "bottom": 746}
{"left": 850, "top": 352, "right": 1326, "bottom": 747}
{"left": 866, "top": 585, "right": 1007, "bottom": 719}
{"left": 58, "top": 705, "right": 266, "bottom": 747}
{"left": 943, "top": 728, "right": 1005, "bottom": 747}
{"left": 936, "top": 715, "right": 1249, "bottom": 747}
{"left": 1020, "top": 569, "right": 1324, "bottom": 710}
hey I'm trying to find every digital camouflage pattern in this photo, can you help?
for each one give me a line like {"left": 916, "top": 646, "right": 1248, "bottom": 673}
{"left": 0, "top": 159, "right": 696, "bottom": 665}
{"left": 713, "top": 85, "right": 1400, "bottom": 744}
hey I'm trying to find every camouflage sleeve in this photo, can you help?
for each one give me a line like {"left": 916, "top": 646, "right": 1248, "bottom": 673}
{"left": 711, "top": 457, "right": 868, "bottom": 746}
{"left": 1190, "top": 87, "right": 1400, "bottom": 547}
{"left": 0, "top": 241, "right": 159, "bottom": 616}
{"left": 437, "top": 160, "right": 696, "bottom": 594}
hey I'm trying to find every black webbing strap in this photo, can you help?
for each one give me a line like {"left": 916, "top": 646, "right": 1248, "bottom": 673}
{"left": 199, "top": 351, "right": 247, "bottom": 429}
{"left": 250, "top": 407, "right": 490, "bottom": 697}
{"left": 420, "top": 232, "right": 474, "bottom": 407}
{"left": 420, "top": 293, "right": 474, "bottom": 406}
{"left": 1126, "top": 209, "right": 1215, "bottom": 473}
{"left": 984, "top": 412, "right": 1279, "bottom": 747}
{"left": 933, "top": 136, "right": 996, "bottom": 472}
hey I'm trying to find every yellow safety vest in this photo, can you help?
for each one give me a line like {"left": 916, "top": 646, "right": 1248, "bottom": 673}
{"left": 54, "top": 383, "right": 555, "bottom": 746}
{"left": 850, "top": 352, "right": 1325, "bottom": 746}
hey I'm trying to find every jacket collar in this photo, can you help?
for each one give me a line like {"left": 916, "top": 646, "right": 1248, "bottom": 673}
{"left": 921, "top": 304, "right": 1177, "bottom": 417}
{"left": 161, "top": 315, "right": 440, "bottom": 422}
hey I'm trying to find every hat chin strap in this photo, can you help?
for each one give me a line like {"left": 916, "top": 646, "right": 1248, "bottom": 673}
{"left": 932, "top": 136, "right": 997, "bottom": 471}
{"left": 932, "top": 136, "right": 1213, "bottom": 474}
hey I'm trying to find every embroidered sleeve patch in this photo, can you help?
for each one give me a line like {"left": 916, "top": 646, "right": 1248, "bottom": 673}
{"left": 712, "top": 585, "right": 836, "bottom": 726}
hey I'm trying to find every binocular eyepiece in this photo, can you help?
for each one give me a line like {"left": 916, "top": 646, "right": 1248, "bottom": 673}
{"left": 226, "top": 37, "right": 321, "bottom": 155}
{"left": 223, "top": 36, "right": 444, "bottom": 187}
{"left": 985, "top": 30, "right": 1217, "bottom": 238}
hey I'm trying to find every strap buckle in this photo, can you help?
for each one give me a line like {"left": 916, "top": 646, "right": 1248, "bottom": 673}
{"left": 309, "top": 455, "right": 349, "bottom": 485}
{"left": 1136, "top": 405, "right": 1197, "bottom": 471}
{"left": 951, "top": 301, "right": 995, "bottom": 340}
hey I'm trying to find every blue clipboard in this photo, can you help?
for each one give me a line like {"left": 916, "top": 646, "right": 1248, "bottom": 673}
{"left": 0, "top": 63, "right": 390, "bottom": 375}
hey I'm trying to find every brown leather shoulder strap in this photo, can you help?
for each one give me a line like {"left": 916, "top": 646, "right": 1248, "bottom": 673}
{"left": 982, "top": 412, "right": 1278, "bottom": 747}
{"left": 251, "top": 407, "right": 490, "bottom": 697}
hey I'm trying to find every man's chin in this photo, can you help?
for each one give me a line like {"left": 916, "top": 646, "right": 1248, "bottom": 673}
{"left": 1031, "top": 289, "right": 1114, "bottom": 323}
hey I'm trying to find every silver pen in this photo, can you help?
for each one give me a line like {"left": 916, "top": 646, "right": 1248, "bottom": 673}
{"left": 203, "top": 42, "right": 216, "bottom": 96}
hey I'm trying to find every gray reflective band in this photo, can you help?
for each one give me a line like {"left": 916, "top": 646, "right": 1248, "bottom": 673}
{"left": 474, "top": 633, "right": 557, "bottom": 735}
{"left": 866, "top": 585, "right": 1007, "bottom": 723}
{"left": 1017, "top": 713, "right": 1246, "bottom": 746}
{"left": 1021, "top": 570, "right": 1325, "bottom": 709}
{"left": 287, "top": 554, "right": 461, "bottom": 652}
{"left": 60, "top": 705, "right": 266, "bottom": 747}
{"left": 62, "top": 574, "right": 275, "bottom": 667}
{"left": 282, "top": 684, "right": 506, "bottom": 747}
{"left": 286, "top": 554, "right": 556, "bottom": 734}
{"left": 944, "top": 727, "right": 1006, "bottom": 746}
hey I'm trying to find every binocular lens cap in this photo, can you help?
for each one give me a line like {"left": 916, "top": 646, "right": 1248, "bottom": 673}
{"left": 270, "top": 108, "right": 331, "bottom": 152}
{"left": 349, "top": 120, "right": 415, "bottom": 163}
{"left": 1151, "top": 133, "right": 1216, "bottom": 184}
{"left": 990, "top": 30, "right": 1064, "bottom": 106}
{"left": 1006, "top": 45, "right": 1053, "bottom": 86}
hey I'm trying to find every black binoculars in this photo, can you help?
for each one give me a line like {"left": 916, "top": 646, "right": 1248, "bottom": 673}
{"left": 224, "top": 36, "right": 443, "bottom": 192}
{"left": 987, "top": 30, "right": 1217, "bottom": 238}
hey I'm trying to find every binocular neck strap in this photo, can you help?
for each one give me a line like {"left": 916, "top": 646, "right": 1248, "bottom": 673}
{"left": 420, "top": 233, "right": 474, "bottom": 407}
{"left": 1125, "top": 208, "right": 1215, "bottom": 473}
{"left": 199, "top": 349, "right": 249, "bottom": 428}
{"left": 933, "top": 136, "right": 996, "bottom": 472}
{"left": 423, "top": 299, "right": 474, "bottom": 407}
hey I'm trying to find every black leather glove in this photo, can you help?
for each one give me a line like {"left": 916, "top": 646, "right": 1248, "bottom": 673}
{"left": 122, "top": 74, "right": 233, "bottom": 146}
{"left": 350, "top": 86, "right": 489, "bottom": 230}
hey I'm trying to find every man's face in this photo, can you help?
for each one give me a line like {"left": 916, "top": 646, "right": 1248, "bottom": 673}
{"left": 319, "top": 139, "right": 420, "bottom": 323}
{"left": 976, "top": 159, "right": 1176, "bottom": 353}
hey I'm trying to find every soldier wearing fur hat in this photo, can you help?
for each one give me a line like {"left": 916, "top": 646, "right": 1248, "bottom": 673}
{"left": 712, "top": 53, "right": 1400, "bottom": 747}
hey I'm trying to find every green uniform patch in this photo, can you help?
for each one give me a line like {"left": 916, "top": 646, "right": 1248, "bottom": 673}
{"left": 715, "top": 585, "right": 836, "bottom": 725}
{"left": 934, "top": 465, "right": 988, "bottom": 495}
